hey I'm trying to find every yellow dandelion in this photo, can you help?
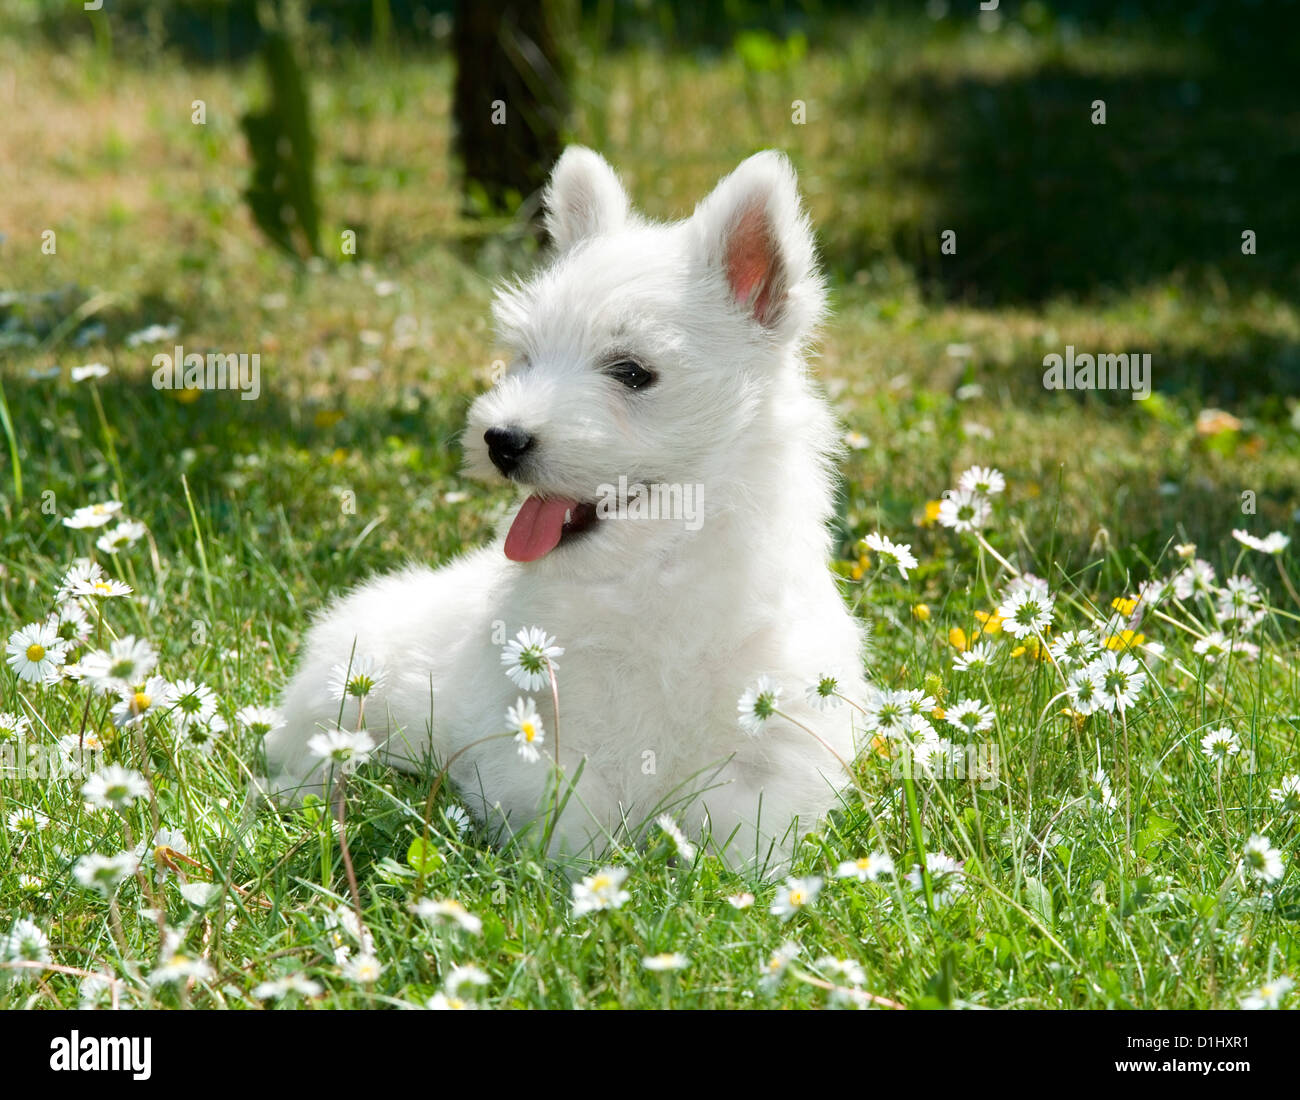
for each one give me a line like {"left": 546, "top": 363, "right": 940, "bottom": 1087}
{"left": 912, "top": 604, "right": 931, "bottom": 621}
{"left": 948, "top": 626, "right": 968, "bottom": 651}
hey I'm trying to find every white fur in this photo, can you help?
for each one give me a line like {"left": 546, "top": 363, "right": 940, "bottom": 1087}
{"left": 266, "top": 148, "right": 868, "bottom": 866}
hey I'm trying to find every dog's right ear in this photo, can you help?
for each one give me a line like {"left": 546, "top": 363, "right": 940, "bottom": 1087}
{"left": 542, "top": 147, "right": 630, "bottom": 252}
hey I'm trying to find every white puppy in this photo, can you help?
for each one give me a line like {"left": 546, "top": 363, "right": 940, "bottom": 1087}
{"left": 266, "top": 147, "right": 868, "bottom": 865}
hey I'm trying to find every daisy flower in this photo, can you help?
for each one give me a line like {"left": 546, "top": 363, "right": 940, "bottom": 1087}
{"left": 110, "top": 675, "right": 168, "bottom": 728}
{"left": 427, "top": 992, "right": 476, "bottom": 1010}
{"left": 71, "top": 362, "right": 110, "bottom": 382}
{"left": 411, "top": 898, "right": 483, "bottom": 935}
{"left": 945, "top": 697, "right": 995, "bottom": 735}
{"left": 907, "top": 852, "right": 966, "bottom": 908}
{"left": 178, "top": 714, "right": 227, "bottom": 756}
{"left": 655, "top": 814, "right": 697, "bottom": 861}
{"left": 500, "top": 626, "right": 563, "bottom": 692}
{"left": 770, "top": 875, "right": 822, "bottom": 921}
{"left": 1086, "top": 768, "right": 1118, "bottom": 813}
{"left": 953, "top": 642, "right": 995, "bottom": 673}
{"left": 936, "top": 488, "right": 991, "bottom": 533}
{"left": 82, "top": 765, "right": 150, "bottom": 812}
{"left": 643, "top": 953, "right": 690, "bottom": 972}
{"left": 3, "top": 917, "right": 50, "bottom": 972}
{"left": 8, "top": 808, "right": 48, "bottom": 834}
{"left": 957, "top": 465, "right": 1005, "bottom": 496}
{"left": 1233, "top": 529, "right": 1290, "bottom": 555}
{"left": 6, "top": 621, "right": 67, "bottom": 683}
{"left": 1173, "top": 559, "right": 1216, "bottom": 601}
{"left": 327, "top": 654, "right": 386, "bottom": 702}
{"left": 759, "top": 942, "right": 801, "bottom": 992}
{"left": 235, "top": 705, "right": 283, "bottom": 737}
{"left": 55, "top": 559, "right": 103, "bottom": 602}
{"left": 1269, "top": 774, "right": 1300, "bottom": 815}
{"left": 1200, "top": 727, "right": 1241, "bottom": 764}
{"left": 443, "top": 804, "right": 473, "bottom": 837}
{"left": 252, "top": 973, "right": 324, "bottom": 1001}
{"left": 73, "top": 851, "right": 140, "bottom": 897}
{"left": 0, "top": 711, "right": 31, "bottom": 744}
{"left": 95, "top": 519, "right": 147, "bottom": 555}
{"left": 125, "top": 322, "right": 178, "bottom": 347}
{"left": 571, "top": 867, "right": 631, "bottom": 916}
{"left": 1243, "top": 835, "right": 1284, "bottom": 884}
{"left": 1087, "top": 651, "right": 1146, "bottom": 714}
{"left": 71, "top": 575, "right": 134, "bottom": 600}
{"left": 445, "top": 964, "right": 490, "bottom": 994}
{"left": 1048, "top": 629, "right": 1099, "bottom": 668}
{"left": 862, "top": 532, "right": 918, "bottom": 580}
{"left": 1240, "top": 976, "right": 1294, "bottom": 1010}
{"left": 342, "top": 955, "right": 384, "bottom": 984}
{"left": 1192, "top": 631, "right": 1233, "bottom": 664}
{"left": 998, "top": 585, "right": 1055, "bottom": 639}
{"left": 836, "top": 852, "right": 894, "bottom": 882}
{"left": 506, "top": 696, "right": 545, "bottom": 762}
{"left": 860, "top": 687, "right": 911, "bottom": 739}
{"left": 306, "top": 728, "right": 375, "bottom": 774}
{"left": 44, "top": 602, "right": 91, "bottom": 647}
{"left": 78, "top": 636, "right": 158, "bottom": 695}
{"left": 62, "top": 500, "right": 123, "bottom": 529}
{"left": 805, "top": 672, "right": 843, "bottom": 712}
{"left": 737, "top": 675, "right": 782, "bottom": 738}
{"left": 816, "top": 956, "right": 867, "bottom": 988}
{"left": 727, "top": 892, "right": 755, "bottom": 910}
{"left": 148, "top": 949, "right": 215, "bottom": 987}
{"left": 1217, "top": 575, "right": 1263, "bottom": 623}
{"left": 164, "top": 679, "right": 218, "bottom": 730}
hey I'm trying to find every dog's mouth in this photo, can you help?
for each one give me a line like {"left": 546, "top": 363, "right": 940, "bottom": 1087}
{"left": 504, "top": 496, "right": 599, "bottom": 562}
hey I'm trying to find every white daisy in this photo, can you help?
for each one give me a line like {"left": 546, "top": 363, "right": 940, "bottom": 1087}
{"left": 1173, "top": 559, "right": 1216, "bottom": 601}
{"left": 506, "top": 696, "right": 545, "bottom": 762}
{"left": 95, "top": 519, "right": 147, "bottom": 555}
{"left": 1240, "top": 975, "right": 1294, "bottom": 1010}
{"left": 327, "top": 654, "right": 386, "bottom": 701}
{"left": 907, "top": 852, "right": 966, "bottom": 908}
{"left": 164, "top": 679, "right": 218, "bottom": 730}
{"left": 1233, "top": 529, "right": 1290, "bottom": 555}
{"left": 1087, "top": 768, "right": 1117, "bottom": 813}
{"left": 1192, "top": 630, "right": 1233, "bottom": 664}
{"left": 770, "top": 875, "right": 823, "bottom": 921}
{"left": 342, "top": 954, "right": 384, "bottom": 984}
{"left": 5, "top": 621, "right": 67, "bottom": 684}
{"left": 1088, "top": 651, "right": 1146, "bottom": 714}
{"left": 412, "top": 897, "right": 483, "bottom": 934}
{"left": 571, "top": 867, "right": 631, "bottom": 916}
{"left": 110, "top": 675, "right": 168, "bottom": 728}
{"left": 82, "top": 765, "right": 150, "bottom": 812}
{"left": 62, "top": 500, "right": 124, "bottom": 529}
{"left": 737, "top": 675, "right": 783, "bottom": 738}
{"left": 836, "top": 852, "right": 895, "bottom": 882}
{"left": 499, "top": 626, "right": 563, "bottom": 692}
{"left": 957, "top": 465, "right": 1006, "bottom": 496}
{"left": 1047, "top": 629, "right": 1099, "bottom": 668}
{"left": 727, "top": 892, "right": 755, "bottom": 910}
{"left": 44, "top": 602, "right": 92, "bottom": 647}
{"left": 442, "top": 804, "right": 473, "bottom": 837}
{"left": 862, "top": 532, "right": 918, "bottom": 580}
{"left": 427, "top": 992, "right": 476, "bottom": 1010}
{"left": 945, "top": 697, "right": 995, "bottom": 734}
{"left": 642, "top": 952, "right": 690, "bottom": 972}
{"left": 306, "top": 728, "right": 375, "bottom": 774}
{"left": 235, "top": 705, "right": 283, "bottom": 737}
{"left": 998, "top": 585, "right": 1055, "bottom": 639}
{"left": 445, "top": 964, "right": 490, "bottom": 994}
{"left": 1269, "top": 774, "right": 1300, "bottom": 815}
{"left": 655, "top": 814, "right": 697, "bottom": 861}
{"left": 70, "top": 362, "right": 111, "bottom": 382}
{"left": 0, "top": 711, "right": 31, "bottom": 744}
{"left": 1243, "top": 834, "right": 1284, "bottom": 884}
{"left": 805, "top": 672, "right": 844, "bottom": 712}
{"left": 8, "top": 808, "right": 48, "bottom": 833}
{"left": 1200, "top": 727, "right": 1241, "bottom": 764}
{"left": 3, "top": 917, "right": 51, "bottom": 972}
{"left": 1217, "top": 575, "right": 1263, "bottom": 623}
{"left": 860, "top": 687, "right": 912, "bottom": 739}
{"left": 71, "top": 575, "right": 133, "bottom": 600}
{"left": 178, "top": 714, "right": 227, "bottom": 756}
{"left": 78, "top": 636, "right": 158, "bottom": 695}
{"left": 953, "top": 642, "right": 995, "bottom": 673}
{"left": 759, "top": 941, "right": 801, "bottom": 992}
{"left": 55, "top": 559, "right": 103, "bottom": 602}
{"left": 73, "top": 851, "right": 140, "bottom": 897}
{"left": 936, "top": 488, "right": 991, "bottom": 533}
{"left": 252, "top": 972, "right": 324, "bottom": 1000}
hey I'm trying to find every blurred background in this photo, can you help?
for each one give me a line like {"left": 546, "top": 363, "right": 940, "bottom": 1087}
{"left": 1, "top": 0, "right": 1298, "bottom": 607}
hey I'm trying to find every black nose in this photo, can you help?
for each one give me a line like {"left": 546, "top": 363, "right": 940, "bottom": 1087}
{"left": 484, "top": 426, "right": 534, "bottom": 475}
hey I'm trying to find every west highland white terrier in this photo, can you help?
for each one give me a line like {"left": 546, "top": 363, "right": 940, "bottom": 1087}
{"left": 266, "top": 147, "right": 868, "bottom": 865}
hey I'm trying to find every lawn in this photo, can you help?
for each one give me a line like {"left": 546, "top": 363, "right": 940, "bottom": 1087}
{"left": 1, "top": 3, "right": 1298, "bottom": 1009}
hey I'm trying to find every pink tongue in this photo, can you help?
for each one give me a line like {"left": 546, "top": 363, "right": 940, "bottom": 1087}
{"left": 505, "top": 495, "right": 577, "bottom": 562}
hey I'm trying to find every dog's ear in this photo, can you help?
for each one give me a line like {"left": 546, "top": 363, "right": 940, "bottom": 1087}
{"left": 543, "top": 147, "right": 630, "bottom": 252}
{"left": 692, "top": 151, "right": 823, "bottom": 340}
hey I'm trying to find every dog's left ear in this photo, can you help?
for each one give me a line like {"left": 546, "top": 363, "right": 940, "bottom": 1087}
{"left": 543, "top": 146, "right": 631, "bottom": 252}
{"left": 692, "top": 151, "right": 824, "bottom": 341}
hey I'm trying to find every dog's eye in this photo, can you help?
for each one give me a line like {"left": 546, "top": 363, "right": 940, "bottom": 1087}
{"left": 606, "top": 360, "right": 656, "bottom": 391}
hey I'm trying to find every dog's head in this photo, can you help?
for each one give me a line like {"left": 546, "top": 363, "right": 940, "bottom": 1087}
{"left": 464, "top": 147, "right": 828, "bottom": 566}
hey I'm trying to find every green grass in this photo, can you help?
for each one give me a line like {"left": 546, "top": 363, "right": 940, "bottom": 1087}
{"left": 2, "top": 7, "right": 1299, "bottom": 1009}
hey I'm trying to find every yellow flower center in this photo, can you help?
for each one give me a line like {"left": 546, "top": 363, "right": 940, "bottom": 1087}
{"left": 856, "top": 858, "right": 870, "bottom": 870}
{"left": 93, "top": 581, "right": 112, "bottom": 593}
{"left": 521, "top": 722, "right": 536, "bottom": 742}
{"left": 26, "top": 643, "right": 45, "bottom": 661}
{"left": 591, "top": 875, "right": 611, "bottom": 891}
{"left": 789, "top": 889, "right": 805, "bottom": 906}
{"left": 134, "top": 692, "right": 151, "bottom": 710}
